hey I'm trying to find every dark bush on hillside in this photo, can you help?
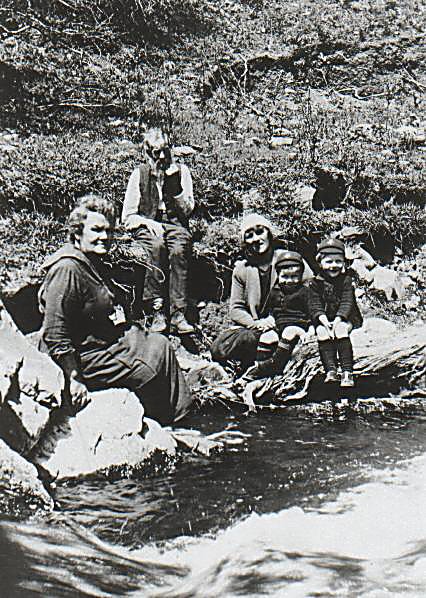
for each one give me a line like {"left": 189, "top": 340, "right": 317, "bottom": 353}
{"left": 0, "top": 134, "right": 137, "bottom": 215}
{"left": 0, "top": 211, "right": 63, "bottom": 289}
{"left": 1, "top": 0, "right": 214, "bottom": 46}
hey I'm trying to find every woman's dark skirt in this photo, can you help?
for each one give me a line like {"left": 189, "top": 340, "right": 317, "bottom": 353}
{"left": 79, "top": 326, "right": 193, "bottom": 425}
{"left": 210, "top": 326, "right": 263, "bottom": 367}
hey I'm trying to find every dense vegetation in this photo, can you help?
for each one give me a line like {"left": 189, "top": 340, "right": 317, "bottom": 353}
{"left": 0, "top": 0, "right": 425, "bottom": 293}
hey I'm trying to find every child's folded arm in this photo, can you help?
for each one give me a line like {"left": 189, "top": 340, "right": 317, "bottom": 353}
{"left": 336, "top": 275, "right": 356, "bottom": 321}
{"left": 308, "top": 280, "right": 326, "bottom": 326}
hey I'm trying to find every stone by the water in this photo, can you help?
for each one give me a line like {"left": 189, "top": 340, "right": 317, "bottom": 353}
{"left": 372, "top": 265, "right": 406, "bottom": 301}
{"left": 33, "top": 389, "right": 177, "bottom": 481}
{"left": 0, "top": 300, "right": 63, "bottom": 454}
{"left": 0, "top": 438, "right": 53, "bottom": 517}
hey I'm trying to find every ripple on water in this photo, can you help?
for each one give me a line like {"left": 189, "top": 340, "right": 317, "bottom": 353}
{"left": 2, "top": 408, "right": 426, "bottom": 596}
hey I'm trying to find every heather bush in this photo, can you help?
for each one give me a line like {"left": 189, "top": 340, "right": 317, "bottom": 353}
{"left": 0, "top": 134, "right": 137, "bottom": 215}
{"left": 1, "top": 0, "right": 215, "bottom": 45}
{"left": 0, "top": 211, "right": 63, "bottom": 288}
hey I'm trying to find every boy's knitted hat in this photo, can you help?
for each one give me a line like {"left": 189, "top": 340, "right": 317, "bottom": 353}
{"left": 317, "top": 238, "right": 345, "bottom": 258}
{"left": 240, "top": 213, "right": 278, "bottom": 241}
{"left": 275, "top": 250, "right": 304, "bottom": 271}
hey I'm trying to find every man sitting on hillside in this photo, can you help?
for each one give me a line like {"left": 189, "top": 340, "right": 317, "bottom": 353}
{"left": 122, "top": 127, "right": 195, "bottom": 334}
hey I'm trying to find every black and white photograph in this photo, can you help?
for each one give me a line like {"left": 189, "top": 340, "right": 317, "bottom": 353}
{"left": 0, "top": 0, "right": 425, "bottom": 595}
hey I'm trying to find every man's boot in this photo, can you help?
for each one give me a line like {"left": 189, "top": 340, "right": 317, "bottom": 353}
{"left": 170, "top": 311, "right": 194, "bottom": 335}
{"left": 150, "top": 298, "right": 168, "bottom": 334}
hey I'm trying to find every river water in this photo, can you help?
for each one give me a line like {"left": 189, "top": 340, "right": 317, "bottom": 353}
{"left": 2, "top": 405, "right": 426, "bottom": 597}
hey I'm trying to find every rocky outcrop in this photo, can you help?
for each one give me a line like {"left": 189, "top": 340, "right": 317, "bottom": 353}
{"left": 204, "top": 318, "right": 426, "bottom": 410}
{"left": 0, "top": 300, "right": 63, "bottom": 455}
{"left": 336, "top": 232, "right": 408, "bottom": 301}
{"left": 0, "top": 438, "right": 53, "bottom": 516}
{"left": 0, "top": 299, "right": 179, "bottom": 510}
{"left": 32, "top": 389, "right": 177, "bottom": 481}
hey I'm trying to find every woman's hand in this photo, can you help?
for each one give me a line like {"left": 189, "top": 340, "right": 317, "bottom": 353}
{"left": 69, "top": 375, "right": 90, "bottom": 411}
{"left": 255, "top": 316, "right": 275, "bottom": 332}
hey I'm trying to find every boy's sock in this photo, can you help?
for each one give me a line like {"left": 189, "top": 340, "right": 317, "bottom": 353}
{"left": 246, "top": 342, "right": 294, "bottom": 379}
{"left": 256, "top": 346, "right": 273, "bottom": 362}
{"left": 336, "top": 337, "right": 354, "bottom": 372}
{"left": 318, "top": 339, "right": 338, "bottom": 372}
{"left": 255, "top": 339, "right": 278, "bottom": 362}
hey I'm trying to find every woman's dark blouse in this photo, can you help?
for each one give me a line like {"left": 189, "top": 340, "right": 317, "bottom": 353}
{"left": 308, "top": 270, "right": 363, "bottom": 328}
{"left": 267, "top": 283, "right": 311, "bottom": 333}
{"left": 258, "top": 264, "right": 273, "bottom": 314}
{"left": 39, "top": 245, "right": 121, "bottom": 376}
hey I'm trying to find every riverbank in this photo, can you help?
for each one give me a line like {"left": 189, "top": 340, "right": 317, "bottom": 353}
{"left": 0, "top": 0, "right": 425, "bottom": 343}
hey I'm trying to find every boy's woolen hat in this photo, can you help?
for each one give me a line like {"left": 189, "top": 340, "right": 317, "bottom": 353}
{"left": 240, "top": 213, "right": 278, "bottom": 242}
{"left": 275, "top": 250, "right": 304, "bottom": 271}
{"left": 317, "top": 238, "right": 345, "bottom": 258}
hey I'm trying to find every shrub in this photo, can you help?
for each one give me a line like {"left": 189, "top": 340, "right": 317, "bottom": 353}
{"left": 1, "top": 0, "right": 215, "bottom": 46}
{"left": 0, "top": 134, "right": 137, "bottom": 215}
{"left": 0, "top": 211, "right": 64, "bottom": 288}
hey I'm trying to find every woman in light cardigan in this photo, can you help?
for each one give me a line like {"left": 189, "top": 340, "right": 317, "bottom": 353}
{"left": 210, "top": 214, "right": 312, "bottom": 368}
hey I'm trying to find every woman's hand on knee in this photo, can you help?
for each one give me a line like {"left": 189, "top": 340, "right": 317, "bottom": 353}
{"left": 69, "top": 375, "right": 91, "bottom": 411}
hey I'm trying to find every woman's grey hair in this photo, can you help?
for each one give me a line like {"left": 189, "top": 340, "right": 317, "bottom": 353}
{"left": 68, "top": 194, "right": 116, "bottom": 242}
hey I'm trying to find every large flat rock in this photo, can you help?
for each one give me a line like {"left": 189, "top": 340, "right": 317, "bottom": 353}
{"left": 34, "top": 388, "right": 177, "bottom": 481}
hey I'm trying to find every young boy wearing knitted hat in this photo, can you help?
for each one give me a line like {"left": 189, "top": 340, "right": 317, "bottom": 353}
{"left": 309, "top": 238, "right": 363, "bottom": 387}
{"left": 244, "top": 250, "right": 311, "bottom": 379}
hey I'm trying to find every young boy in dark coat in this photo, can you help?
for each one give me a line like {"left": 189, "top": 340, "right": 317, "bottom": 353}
{"left": 244, "top": 250, "right": 311, "bottom": 379}
{"left": 309, "top": 238, "right": 363, "bottom": 387}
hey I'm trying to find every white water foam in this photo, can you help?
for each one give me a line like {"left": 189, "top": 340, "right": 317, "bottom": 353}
{"left": 136, "top": 453, "right": 426, "bottom": 596}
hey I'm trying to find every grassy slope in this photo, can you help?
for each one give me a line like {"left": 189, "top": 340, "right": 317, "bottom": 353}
{"left": 0, "top": 0, "right": 425, "bottom": 294}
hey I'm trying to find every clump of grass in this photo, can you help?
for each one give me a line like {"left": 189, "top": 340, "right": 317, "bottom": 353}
{"left": 0, "top": 211, "right": 64, "bottom": 288}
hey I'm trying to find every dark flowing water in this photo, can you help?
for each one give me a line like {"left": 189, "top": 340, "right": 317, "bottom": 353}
{"left": 2, "top": 405, "right": 426, "bottom": 597}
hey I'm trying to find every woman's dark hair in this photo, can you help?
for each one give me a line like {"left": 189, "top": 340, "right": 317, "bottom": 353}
{"left": 68, "top": 194, "right": 116, "bottom": 242}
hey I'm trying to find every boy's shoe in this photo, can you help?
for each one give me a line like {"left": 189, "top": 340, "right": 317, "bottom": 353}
{"left": 241, "top": 364, "right": 261, "bottom": 382}
{"left": 340, "top": 371, "right": 355, "bottom": 387}
{"left": 170, "top": 312, "right": 195, "bottom": 335}
{"left": 241, "top": 347, "right": 291, "bottom": 381}
{"left": 324, "top": 370, "right": 339, "bottom": 383}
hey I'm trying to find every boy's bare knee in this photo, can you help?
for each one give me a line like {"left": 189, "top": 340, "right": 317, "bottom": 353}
{"left": 335, "top": 321, "right": 351, "bottom": 338}
{"left": 281, "top": 326, "right": 303, "bottom": 341}
{"left": 259, "top": 330, "right": 279, "bottom": 345}
{"left": 316, "top": 325, "right": 331, "bottom": 341}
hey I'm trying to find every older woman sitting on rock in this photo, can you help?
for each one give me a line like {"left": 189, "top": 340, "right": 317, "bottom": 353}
{"left": 210, "top": 213, "right": 313, "bottom": 369}
{"left": 38, "top": 194, "right": 193, "bottom": 425}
